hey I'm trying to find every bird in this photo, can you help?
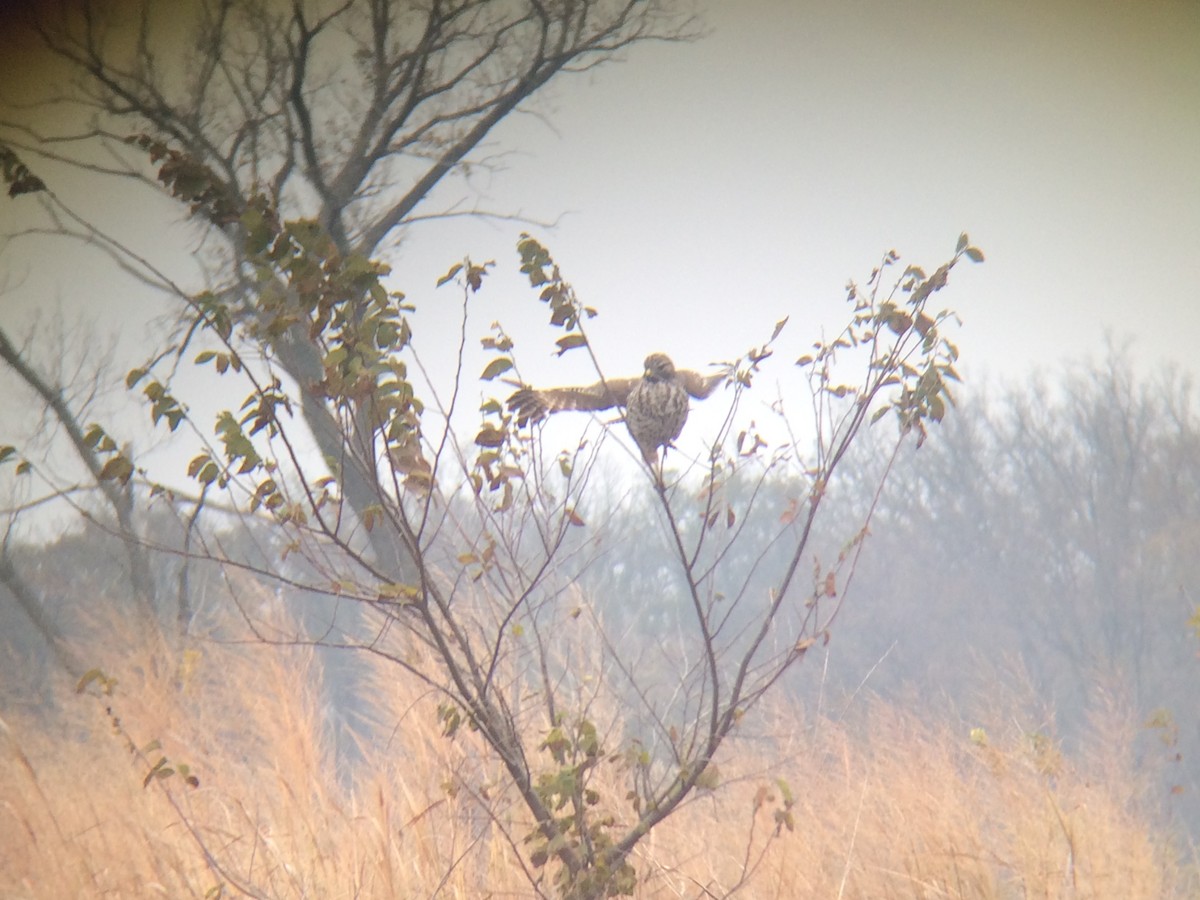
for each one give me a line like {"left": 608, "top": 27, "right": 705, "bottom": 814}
{"left": 506, "top": 352, "right": 727, "bottom": 465}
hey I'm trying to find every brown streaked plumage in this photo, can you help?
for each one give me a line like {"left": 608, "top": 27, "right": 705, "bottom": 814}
{"left": 506, "top": 353, "right": 726, "bottom": 464}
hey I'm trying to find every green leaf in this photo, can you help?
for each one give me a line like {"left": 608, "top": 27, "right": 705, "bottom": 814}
{"left": 99, "top": 455, "right": 134, "bottom": 485}
{"left": 184, "top": 453, "right": 208, "bottom": 482}
{"left": 554, "top": 334, "right": 588, "bottom": 355}
{"left": 475, "top": 426, "right": 505, "bottom": 448}
{"left": 75, "top": 668, "right": 106, "bottom": 694}
{"left": 929, "top": 394, "right": 946, "bottom": 422}
{"left": 377, "top": 582, "right": 420, "bottom": 602}
{"left": 549, "top": 303, "right": 574, "bottom": 328}
{"left": 480, "top": 357, "right": 513, "bottom": 381}
{"left": 776, "top": 776, "right": 795, "bottom": 805}
{"left": 240, "top": 206, "right": 273, "bottom": 255}
{"left": 886, "top": 312, "right": 912, "bottom": 335}
{"left": 361, "top": 504, "right": 383, "bottom": 532}
{"left": 466, "top": 261, "right": 493, "bottom": 291}
{"left": 436, "top": 263, "right": 463, "bottom": 287}
{"left": 695, "top": 763, "right": 721, "bottom": 791}
{"left": 143, "top": 758, "right": 170, "bottom": 788}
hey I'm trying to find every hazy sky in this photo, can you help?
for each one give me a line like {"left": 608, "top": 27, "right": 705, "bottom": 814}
{"left": 442, "top": 0, "right": 1200, "bottom": 386}
{"left": 1, "top": 0, "right": 1199, "bottom": 465}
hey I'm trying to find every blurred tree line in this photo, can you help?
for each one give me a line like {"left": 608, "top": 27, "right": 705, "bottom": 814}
{"left": 579, "top": 346, "right": 1200, "bottom": 827}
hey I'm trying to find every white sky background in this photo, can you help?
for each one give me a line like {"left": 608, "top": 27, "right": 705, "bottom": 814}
{"left": 1, "top": 0, "right": 1199, "bottom": 495}
{"left": 394, "top": 0, "right": 1200, "bottom": 382}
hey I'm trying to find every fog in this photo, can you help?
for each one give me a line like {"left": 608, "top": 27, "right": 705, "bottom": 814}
{"left": 1, "top": 0, "right": 1198, "bottom": 893}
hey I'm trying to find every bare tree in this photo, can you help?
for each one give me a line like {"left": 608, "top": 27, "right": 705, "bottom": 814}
{"left": 5, "top": 138, "right": 976, "bottom": 891}
{"left": 0, "top": 292, "right": 164, "bottom": 671}
{"left": 844, "top": 348, "right": 1200, "bottom": 747}
{"left": 0, "top": 3, "right": 988, "bottom": 892}
{"left": 2, "top": 0, "right": 698, "bottom": 580}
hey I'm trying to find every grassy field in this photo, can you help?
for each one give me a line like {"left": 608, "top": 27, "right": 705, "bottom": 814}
{"left": 1, "top": 619, "right": 1194, "bottom": 899}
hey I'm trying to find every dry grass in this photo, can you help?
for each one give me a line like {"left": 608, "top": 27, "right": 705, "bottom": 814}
{"left": 1, "top": 618, "right": 1194, "bottom": 899}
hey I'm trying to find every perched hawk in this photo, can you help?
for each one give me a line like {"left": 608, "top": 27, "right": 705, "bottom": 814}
{"left": 507, "top": 352, "right": 726, "bottom": 464}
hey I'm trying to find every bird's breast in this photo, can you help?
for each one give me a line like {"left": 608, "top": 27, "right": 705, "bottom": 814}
{"left": 626, "top": 380, "right": 690, "bottom": 446}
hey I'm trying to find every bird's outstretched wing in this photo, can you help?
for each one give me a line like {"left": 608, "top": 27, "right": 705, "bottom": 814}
{"left": 676, "top": 368, "right": 729, "bottom": 400}
{"left": 507, "top": 377, "right": 639, "bottom": 426}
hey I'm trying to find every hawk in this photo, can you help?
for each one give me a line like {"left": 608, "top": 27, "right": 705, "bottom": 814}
{"left": 507, "top": 352, "right": 726, "bottom": 464}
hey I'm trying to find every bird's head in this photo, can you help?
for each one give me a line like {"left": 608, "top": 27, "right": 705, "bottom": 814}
{"left": 643, "top": 352, "right": 676, "bottom": 382}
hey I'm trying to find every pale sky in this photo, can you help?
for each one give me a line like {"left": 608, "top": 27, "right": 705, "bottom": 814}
{"left": 1, "top": 0, "right": 1199, "bottom": 474}
{"left": 441, "top": 0, "right": 1200, "bottom": 384}
{"left": 343, "top": 0, "right": 1200, "bottom": 402}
